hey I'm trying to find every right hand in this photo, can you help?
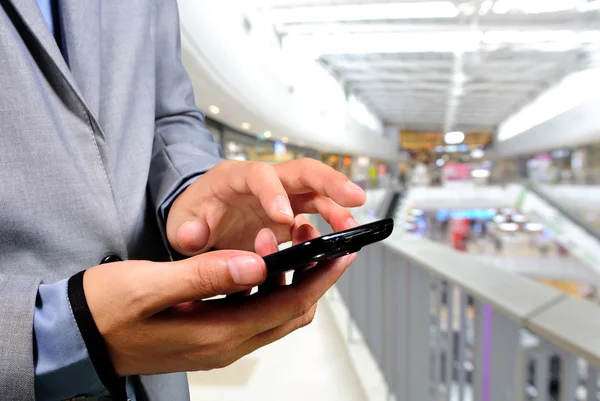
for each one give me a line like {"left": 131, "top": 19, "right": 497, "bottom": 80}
{"left": 83, "top": 242, "right": 353, "bottom": 376}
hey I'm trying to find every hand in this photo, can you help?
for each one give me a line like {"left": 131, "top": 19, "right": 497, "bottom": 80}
{"left": 83, "top": 248, "right": 353, "bottom": 375}
{"left": 166, "top": 159, "right": 366, "bottom": 255}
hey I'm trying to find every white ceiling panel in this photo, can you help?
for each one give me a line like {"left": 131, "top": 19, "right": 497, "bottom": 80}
{"left": 248, "top": 0, "right": 600, "bottom": 131}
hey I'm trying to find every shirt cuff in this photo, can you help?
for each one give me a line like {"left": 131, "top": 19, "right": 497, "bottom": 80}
{"left": 159, "top": 174, "right": 202, "bottom": 223}
{"left": 34, "top": 280, "right": 108, "bottom": 400}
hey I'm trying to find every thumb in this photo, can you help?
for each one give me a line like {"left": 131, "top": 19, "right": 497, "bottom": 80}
{"left": 166, "top": 201, "right": 211, "bottom": 256}
{"left": 138, "top": 250, "right": 266, "bottom": 316}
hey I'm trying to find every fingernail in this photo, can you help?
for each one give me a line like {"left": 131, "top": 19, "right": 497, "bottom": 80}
{"left": 229, "top": 256, "right": 264, "bottom": 285}
{"left": 346, "top": 216, "right": 358, "bottom": 228}
{"left": 177, "top": 221, "right": 200, "bottom": 250}
{"left": 276, "top": 196, "right": 294, "bottom": 217}
{"left": 346, "top": 181, "right": 364, "bottom": 193}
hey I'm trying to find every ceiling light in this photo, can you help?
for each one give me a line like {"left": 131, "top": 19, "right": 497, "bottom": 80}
{"left": 493, "top": 0, "right": 580, "bottom": 14}
{"left": 525, "top": 223, "right": 545, "bottom": 232}
{"left": 267, "top": 2, "right": 459, "bottom": 24}
{"left": 452, "top": 86, "right": 465, "bottom": 96}
{"left": 282, "top": 31, "right": 482, "bottom": 58}
{"left": 472, "top": 169, "right": 491, "bottom": 179}
{"left": 452, "top": 73, "right": 468, "bottom": 85}
{"left": 241, "top": 122, "right": 252, "bottom": 131}
{"left": 445, "top": 131, "right": 465, "bottom": 145}
{"left": 499, "top": 222, "right": 519, "bottom": 232}
{"left": 208, "top": 105, "right": 220, "bottom": 115}
{"left": 512, "top": 214, "right": 527, "bottom": 223}
{"left": 479, "top": 0, "right": 494, "bottom": 15}
{"left": 281, "top": 137, "right": 289, "bottom": 144}
{"left": 263, "top": 131, "right": 272, "bottom": 138}
{"left": 494, "top": 215, "right": 507, "bottom": 224}
{"left": 471, "top": 149, "right": 484, "bottom": 159}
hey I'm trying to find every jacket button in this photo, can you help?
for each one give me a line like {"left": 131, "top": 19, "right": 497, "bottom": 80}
{"left": 100, "top": 255, "right": 123, "bottom": 264}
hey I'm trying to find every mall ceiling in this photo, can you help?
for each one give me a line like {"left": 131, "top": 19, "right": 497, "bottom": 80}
{"left": 252, "top": 0, "right": 600, "bottom": 133}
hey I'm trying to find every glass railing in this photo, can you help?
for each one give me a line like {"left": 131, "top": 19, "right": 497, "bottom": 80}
{"left": 317, "top": 214, "right": 600, "bottom": 401}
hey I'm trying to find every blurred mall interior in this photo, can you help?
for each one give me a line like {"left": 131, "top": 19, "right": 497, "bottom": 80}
{"left": 176, "top": 0, "right": 600, "bottom": 400}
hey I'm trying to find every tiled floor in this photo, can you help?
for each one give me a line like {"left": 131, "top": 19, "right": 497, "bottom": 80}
{"left": 188, "top": 298, "right": 367, "bottom": 401}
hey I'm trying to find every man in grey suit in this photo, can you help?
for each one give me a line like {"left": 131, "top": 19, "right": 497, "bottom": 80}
{"left": 0, "top": 0, "right": 366, "bottom": 400}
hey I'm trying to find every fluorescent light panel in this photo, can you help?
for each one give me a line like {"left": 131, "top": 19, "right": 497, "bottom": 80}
{"left": 268, "top": 2, "right": 459, "bottom": 24}
{"left": 493, "top": 0, "right": 582, "bottom": 14}
{"left": 282, "top": 30, "right": 599, "bottom": 57}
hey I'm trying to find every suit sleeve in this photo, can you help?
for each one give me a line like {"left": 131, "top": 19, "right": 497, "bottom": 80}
{"left": 0, "top": 275, "right": 41, "bottom": 401}
{"left": 147, "top": 0, "right": 223, "bottom": 246}
{"left": 33, "top": 280, "right": 110, "bottom": 400}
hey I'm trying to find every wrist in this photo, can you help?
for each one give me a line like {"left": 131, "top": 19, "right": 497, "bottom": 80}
{"left": 69, "top": 270, "right": 128, "bottom": 401}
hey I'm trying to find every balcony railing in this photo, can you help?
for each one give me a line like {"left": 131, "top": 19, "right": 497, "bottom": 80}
{"left": 318, "top": 217, "right": 600, "bottom": 401}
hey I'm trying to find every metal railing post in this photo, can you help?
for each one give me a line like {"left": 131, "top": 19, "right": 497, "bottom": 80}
{"left": 559, "top": 353, "right": 579, "bottom": 401}
{"left": 407, "top": 262, "right": 432, "bottom": 401}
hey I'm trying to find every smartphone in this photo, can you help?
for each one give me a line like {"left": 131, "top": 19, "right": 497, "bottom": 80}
{"left": 263, "top": 218, "right": 394, "bottom": 275}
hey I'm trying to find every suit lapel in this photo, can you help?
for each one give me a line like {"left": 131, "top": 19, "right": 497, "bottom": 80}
{"left": 60, "top": 0, "right": 102, "bottom": 117}
{"left": 4, "top": 0, "right": 104, "bottom": 127}
{"left": 4, "top": 0, "right": 80, "bottom": 98}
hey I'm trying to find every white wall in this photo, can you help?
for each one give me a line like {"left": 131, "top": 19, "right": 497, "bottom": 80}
{"left": 496, "top": 69, "right": 600, "bottom": 157}
{"left": 177, "top": 0, "right": 399, "bottom": 161}
{"left": 496, "top": 96, "right": 600, "bottom": 157}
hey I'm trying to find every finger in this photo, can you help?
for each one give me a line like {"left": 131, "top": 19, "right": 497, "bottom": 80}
{"left": 132, "top": 250, "right": 267, "bottom": 317}
{"left": 291, "top": 222, "right": 321, "bottom": 284}
{"left": 170, "top": 218, "right": 212, "bottom": 257}
{"left": 291, "top": 214, "right": 320, "bottom": 245}
{"left": 274, "top": 159, "right": 366, "bottom": 206}
{"left": 166, "top": 186, "right": 213, "bottom": 255}
{"left": 255, "top": 228, "right": 280, "bottom": 257}
{"left": 166, "top": 161, "right": 295, "bottom": 255}
{"left": 254, "top": 229, "right": 286, "bottom": 292}
{"left": 218, "top": 161, "right": 295, "bottom": 225}
{"left": 291, "top": 193, "right": 358, "bottom": 232}
{"left": 210, "top": 254, "right": 352, "bottom": 340}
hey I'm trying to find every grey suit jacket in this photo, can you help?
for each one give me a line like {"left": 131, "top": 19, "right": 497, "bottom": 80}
{"left": 0, "top": 0, "right": 222, "bottom": 399}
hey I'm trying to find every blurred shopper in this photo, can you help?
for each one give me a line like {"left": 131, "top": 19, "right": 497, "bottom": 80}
{"left": 431, "top": 165, "right": 443, "bottom": 186}
{"left": 0, "top": 1, "right": 366, "bottom": 400}
{"left": 368, "top": 164, "right": 378, "bottom": 189}
{"left": 398, "top": 162, "right": 408, "bottom": 188}
{"left": 412, "top": 162, "right": 430, "bottom": 186}
{"left": 493, "top": 233, "right": 503, "bottom": 253}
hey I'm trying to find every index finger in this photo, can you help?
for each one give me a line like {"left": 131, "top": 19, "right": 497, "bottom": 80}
{"left": 273, "top": 159, "right": 366, "bottom": 207}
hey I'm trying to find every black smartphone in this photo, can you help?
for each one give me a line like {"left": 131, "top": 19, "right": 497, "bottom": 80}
{"left": 263, "top": 218, "right": 394, "bottom": 275}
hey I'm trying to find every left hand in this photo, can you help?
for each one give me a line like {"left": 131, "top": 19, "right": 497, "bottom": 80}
{"left": 165, "top": 158, "right": 366, "bottom": 255}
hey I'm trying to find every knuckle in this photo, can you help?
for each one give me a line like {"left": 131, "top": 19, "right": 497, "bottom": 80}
{"left": 291, "top": 289, "right": 312, "bottom": 319}
{"left": 301, "top": 311, "right": 315, "bottom": 328}
{"left": 191, "top": 261, "right": 224, "bottom": 296}
{"left": 299, "top": 157, "right": 313, "bottom": 167}
{"left": 251, "top": 161, "right": 273, "bottom": 176}
{"left": 298, "top": 306, "right": 317, "bottom": 329}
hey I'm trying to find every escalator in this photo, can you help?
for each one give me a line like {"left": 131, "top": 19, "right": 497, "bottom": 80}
{"left": 517, "top": 182, "right": 600, "bottom": 275}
